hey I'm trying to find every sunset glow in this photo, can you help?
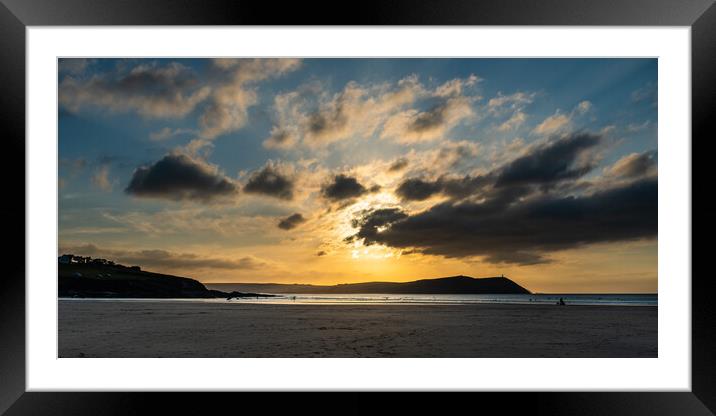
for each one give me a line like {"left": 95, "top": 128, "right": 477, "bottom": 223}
{"left": 58, "top": 58, "right": 657, "bottom": 293}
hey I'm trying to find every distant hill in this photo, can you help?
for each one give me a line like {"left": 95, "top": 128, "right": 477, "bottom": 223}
{"left": 58, "top": 263, "right": 273, "bottom": 299}
{"left": 59, "top": 261, "right": 531, "bottom": 298}
{"left": 207, "top": 275, "right": 531, "bottom": 295}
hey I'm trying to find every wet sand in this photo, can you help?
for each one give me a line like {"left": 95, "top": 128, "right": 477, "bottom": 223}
{"left": 58, "top": 300, "right": 657, "bottom": 358}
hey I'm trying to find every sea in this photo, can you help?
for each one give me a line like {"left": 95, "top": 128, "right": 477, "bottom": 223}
{"left": 61, "top": 293, "right": 657, "bottom": 306}
{"left": 217, "top": 293, "right": 657, "bottom": 306}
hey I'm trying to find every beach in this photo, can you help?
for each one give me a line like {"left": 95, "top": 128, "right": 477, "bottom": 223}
{"left": 58, "top": 300, "right": 657, "bottom": 358}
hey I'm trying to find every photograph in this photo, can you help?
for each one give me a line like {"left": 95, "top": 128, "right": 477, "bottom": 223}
{"left": 57, "top": 57, "right": 658, "bottom": 358}
{"left": 0, "top": 0, "right": 708, "bottom": 408}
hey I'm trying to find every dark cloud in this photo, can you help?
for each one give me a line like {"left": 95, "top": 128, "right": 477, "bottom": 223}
{"left": 307, "top": 111, "right": 346, "bottom": 136}
{"left": 59, "top": 243, "right": 263, "bottom": 271}
{"left": 316, "top": 251, "right": 327, "bottom": 257}
{"left": 396, "top": 175, "right": 490, "bottom": 201}
{"left": 125, "top": 153, "right": 237, "bottom": 201}
{"left": 495, "top": 133, "right": 602, "bottom": 188}
{"left": 382, "top": 132, "right": 657, "bottom": 265}
{"left": 395, "top": 178, "right": 444, "bottom": 201}
{"left": 395, "top": 133, "right": 603, "bottom": 202}
{"left": 278, "top": 213, "right": 306, "bottom": 230}
{"left": 243, "top": 164, "right": 294, "bottom": 200}
{"left": 347, "top": 208, "right": 409, "bottom": 243}
{"left": 351, "top": 178, "right": 657, "bottom": 265}
{"left": 322, "top": 174, "right": 368, "bottom": 201}
{"left": 388, "top": 158, "right": 409, "bottom": 172}
{"left": 409, "top": 103, "right": 447, "bottom": 133}
{"left": 439, "top": 176, "right": 495, "bottom": 200}
{"left": 482, "top": 251, "right": 552, "bottom": 266}
{"left": 118, "top": 64, "right": 196, "bottom": 92}
{"left": 305, "top": 94, "right": 348, "bottom": 139}
{"left": 59, "top": 61, "right": 209, "bottom": 118}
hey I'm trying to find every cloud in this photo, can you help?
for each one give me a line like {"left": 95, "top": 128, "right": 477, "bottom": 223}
{"left": 497, "top": 111, "right": 527, "bottom": 132}
{"left": 377, "top": 130, "right": 642, "bottom": 264}
{"left": 435, "top": 74, "right": 481, "bottom": 96}
{"left": 196, "top": 59, "right": 302, "bottom": 142}
{"left": 100, "top": 206, "right": 283, "bottom": 237}
{"left": 494, "top": 132, "right": 602, "bottom": 188}
{"left": 300, "top": 77, "right": 422, "bottom": 146}
{"left": 243, "top": 162, "right": 295, "bottom": 200}
{"left": 532, "top": 101, "right": 593, "bottom": 136}
{"left": 264, "top": 74, "right": 479, "bottom": 148}
{"left": 59, "top": 243, "right": 264, "bottom": 271}
{"left": 631, "top": 82, "right": 657, "bottom": 104}
{"left": 210, "top": 58, "right": 301, "bottom": 82}
{"left": 604, "top": 150, "right": 657, "bottom": 179}
{"left": 380, "top": 96, "right": 474, "bottom": 143}
{"left": 149, "top": 127, "right": 196, "bottom": 141}
{"left": 432, "top": 140, "right": 481, "bottom": 170}
{"left": 374, "top": 77, "right": 478, "bottom": 145}
{"left": 60, "top": 59, "right": 302, "bottom": 153}
{"left": 388, "top": 158, "right": 409, "bottom": 172}
{"left": 263, "top": 127, "right": 299, "bottom": 150}
{"left": 626, "top": 120, "right": 652, "bottom": 133}
{"left": 487, "top": 91, "right": 535, "bottom": 132}
{"left": 599, "top": 125, "right": 616, "bottom": 136}
{"left": 59, "top": 61, "right": 211, "bottom": 118}
{"left": 346, "top": 208, "right": 409, "bottom": 243}
{"left": 395, "top": 178, "right": 444, "bottom": 201}
{"left": 533, "top": 112, "right": 571, "bottom": 135}
{"left": 125, "top": 153, "right": 238, "bottom": 201}
{"left": 395, "top": 175, "right": 490, "bottom": 201}
{"left": 488, "top": 91, "right": 535, "bottom": 115}
{"left": 122, "top": 250, "right": 263, "bottom": 270}
{"left": 481, "top": 251, "right": 551, "bottom": 266}
{"left": 575, "top": 100, "right": 592, "bottom": 114}
{"left": 394, "top": 133, "right": 602, "bottom": 202}
{"left": 321, "top": 174, "right": 370, "bottom": 201}
{"left": 59, "top": 158, "right": 87, "bottom": 176}
{"left": 91, "top": 164, "right": 113, "bottom": 192}
{"left": 350, "top": 178, "right": 657, "bottom": 265}
{"left": 278, "top": 213, "right": 306, "bottom": 230}
{"left": 58, "top": 58, "right": 94, "bottom": 75}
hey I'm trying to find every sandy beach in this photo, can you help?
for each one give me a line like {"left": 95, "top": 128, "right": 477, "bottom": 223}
{"left": 58, "top": 300, "right": 657, "bottom": 358}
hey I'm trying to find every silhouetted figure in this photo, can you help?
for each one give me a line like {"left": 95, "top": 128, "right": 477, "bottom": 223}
{"left": 557, "top": 297, "right": 566, "bottom": 306}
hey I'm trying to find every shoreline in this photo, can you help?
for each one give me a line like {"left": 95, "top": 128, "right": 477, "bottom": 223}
{"left": 58, "top": 296, "right": 657, "bottom": 307}
{"left": 59, "top": 300, "right": 657, "bottom": 358}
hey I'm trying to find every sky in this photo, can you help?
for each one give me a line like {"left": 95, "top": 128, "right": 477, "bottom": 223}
{"left": 58, "top": 58, "right": 658, "bottom": 293}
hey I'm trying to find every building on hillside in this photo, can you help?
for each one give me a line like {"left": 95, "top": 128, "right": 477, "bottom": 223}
{"left": 91, "top": 258, "right": 115, "bottom": 266}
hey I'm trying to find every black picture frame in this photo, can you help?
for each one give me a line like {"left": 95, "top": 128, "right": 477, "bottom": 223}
{"left": 0, "top": 0, "right": 711, "bottom": 414}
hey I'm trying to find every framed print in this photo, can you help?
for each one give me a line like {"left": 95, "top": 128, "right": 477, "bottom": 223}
{"left": 1, "top": 0, "right": 712, "bottom": 414}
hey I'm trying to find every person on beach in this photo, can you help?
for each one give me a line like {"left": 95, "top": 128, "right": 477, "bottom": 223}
{"left": 557, "top": 297, "right": 566, "bottom": 306}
